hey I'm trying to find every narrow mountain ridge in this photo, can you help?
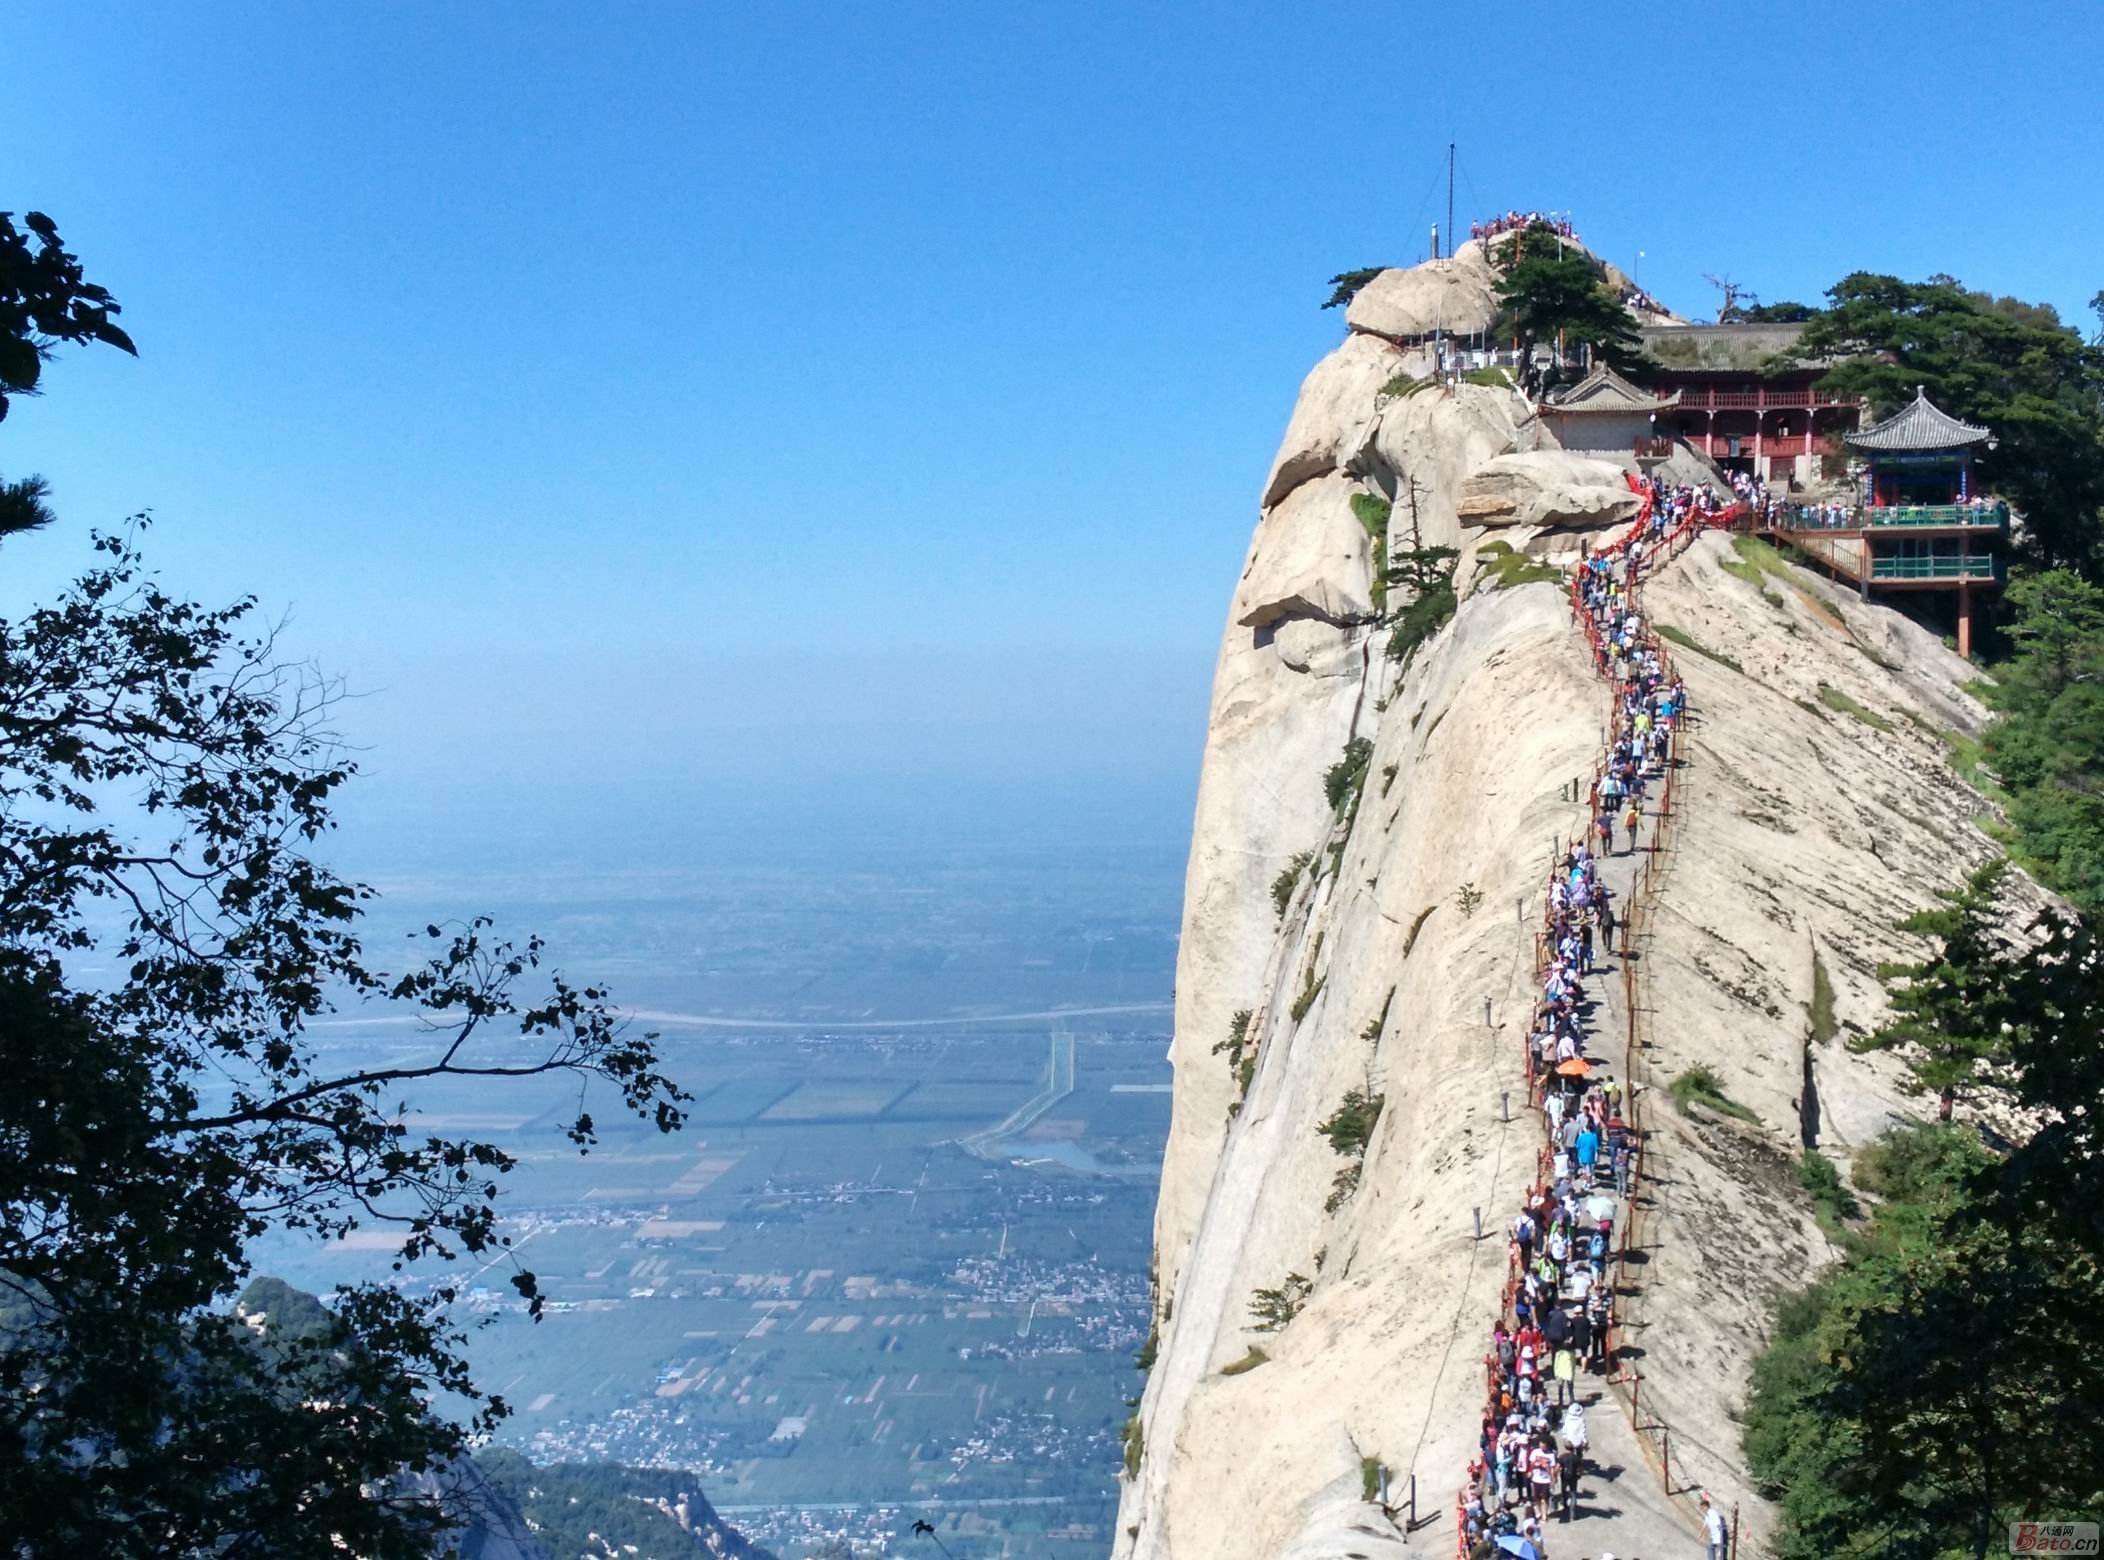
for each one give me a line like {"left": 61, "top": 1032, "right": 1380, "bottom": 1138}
{"left": 1119, "top": 244, "right": 2003, "bottom": 1559}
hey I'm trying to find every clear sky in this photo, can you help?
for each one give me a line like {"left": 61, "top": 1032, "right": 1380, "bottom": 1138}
{"left": 6, "top": 2, "right": 2100, "bottom": 857}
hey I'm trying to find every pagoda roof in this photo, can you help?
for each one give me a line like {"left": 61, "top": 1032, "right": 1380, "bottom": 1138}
{"left": 1846, "top": 387, "right": 1993, "bottom": 452}
{"left": 1541, "top": 364, "right": 1680, "bottom": 415}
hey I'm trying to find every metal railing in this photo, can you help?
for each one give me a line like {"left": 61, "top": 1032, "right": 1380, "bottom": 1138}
{"left": 1863, "top": 501, "right": 2009, "bottom": 530}
{"left": 1757, "top": 500, "right": 2010, "bottom": 534}
{"left": 1869, "top": 553, "right": 2002, "bottom": 581}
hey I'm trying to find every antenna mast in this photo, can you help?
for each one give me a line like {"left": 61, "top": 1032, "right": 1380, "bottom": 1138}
{"left": 1446, "top": 142, "right": 1455, "bottom": 260}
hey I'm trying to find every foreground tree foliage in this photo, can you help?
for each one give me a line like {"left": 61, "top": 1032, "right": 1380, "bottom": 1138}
{"left": 1795, "top": 274, "right": 2104, "bottom": 573}
{"left": 0, "top": 209, "right": 136, "bottom": 421}
{"left": 1746, "top": 1125, "right": 2104, "bottom": 1560}
{"left": 0, "top": 218, "right": 689, "bottom": 1555}
{"left": 1746, "top": 873, "right": 2104, "bottom": 1558}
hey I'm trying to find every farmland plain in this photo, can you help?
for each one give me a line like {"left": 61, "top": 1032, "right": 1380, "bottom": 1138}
{"left": 248, "top": 783, "right": 1185, "bottom": 1556}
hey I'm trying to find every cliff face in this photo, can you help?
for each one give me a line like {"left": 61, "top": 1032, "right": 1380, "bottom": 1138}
{"left": 1124, "top": 250, "right": 2000, "bottom": 1559}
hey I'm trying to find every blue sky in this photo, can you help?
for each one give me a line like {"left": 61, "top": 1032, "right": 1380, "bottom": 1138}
{"left": 5, "top": 2, "right": 2099, "bottom": 853}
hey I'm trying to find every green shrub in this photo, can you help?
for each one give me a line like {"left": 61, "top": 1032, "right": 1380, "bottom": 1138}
{"left": 1324, "top": 736, "right": 1375, "bottom": 812}
{"left": 1325, "top": 1161, "right": 1362, "bottom": 1213}
{"left": 1318, "top": 1088, "right": 1381, "bottom": 1212}
{"left": 1122, "top": 1412, "right": 1144, "bottom": 1477}
{"left": 1249, "top": 1272, "right": 1312, "bottom": 1331}
{"left": 1463, "top": 365, "right": 1515, "bottom": 388}
{"left": 1318, "top": 1088, "right": 1383, "bottom": 1158}
{"left": 1476, "top": 538, "right": 1562, "bottom": 590}
{"left": 1361, "top": 988, "right": 1395, "bottom": 1043}
{"left": 1668, "top": 1064, "right": 1758, "bottom": 1122}
{"left": 1797, "top": 1148, "right": 1859, "bottom": 1238}
{"left": 1215, "top": 1009, "right": 1256, "bottom": 1114}
{"left": 1361, "top": 1456, "right": 1384, "bottom": 1503}
{"left": 1816, "top": 683, "right": 1893, "bottom": 732}
{"left": 1937, "top": 725, "right": 1999, "bottom": 794}
{"left": 1656, "top": 622, "right": 1745, "bottom": 673}
{"left": 1220, "top": 1346, "right": 1269, "bottom": 1376}
{"left": 1271, "top": 851, "right": 1314, "bottom": 920}
{"left": 1809, "top": 948, "right": 1838, "bottom": 1046}
{"left": 1289, "top": 968, "right": 1325, "bottom": 1023}
{"left": 1350, "top": 494, "right": 1392, "bottom": 610}
{"left": 1455, "top": 881, "right": 1485, "bottom": 918}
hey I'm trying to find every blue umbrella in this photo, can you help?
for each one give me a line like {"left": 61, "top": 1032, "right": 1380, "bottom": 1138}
{"left": 1494, "top": 1538, "right": 1544, "bottom": 1560}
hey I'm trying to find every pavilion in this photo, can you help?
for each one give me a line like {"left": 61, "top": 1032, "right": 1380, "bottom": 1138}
{"left": 1755, "top": 388, "right": 2008, "bottom": 657}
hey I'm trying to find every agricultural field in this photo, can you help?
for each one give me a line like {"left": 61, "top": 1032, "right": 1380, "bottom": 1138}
{"left": 255, "top": 1021, "right": 1168, "bottom": 1555}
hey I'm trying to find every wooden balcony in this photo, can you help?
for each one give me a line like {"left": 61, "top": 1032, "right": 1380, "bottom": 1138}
{"left": 1671, "top": 386, "right": 1858, "bottom": 412}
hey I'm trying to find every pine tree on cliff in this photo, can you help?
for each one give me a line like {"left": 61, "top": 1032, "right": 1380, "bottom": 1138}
{"left": 1491, "top": 222, "right": 1644, "bottom": 394}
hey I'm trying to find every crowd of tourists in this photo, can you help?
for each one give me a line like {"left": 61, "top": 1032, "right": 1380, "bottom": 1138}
{"left": 1456, "top": 478, "right": 1718, "bottom": 1560}
{"left": 1471, "top": 210, "right": 1576, "bottom": 244}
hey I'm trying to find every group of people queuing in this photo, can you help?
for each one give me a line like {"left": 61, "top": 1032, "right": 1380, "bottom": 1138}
{"left": 1459, "top": 832, "right": 1638, "bottom": 1560}
{"left": 1577, "top": 494, "right": 1690, "bottom": 861}
{"left": 1459, "top": 483, "right": 1710, "bottom": 1560}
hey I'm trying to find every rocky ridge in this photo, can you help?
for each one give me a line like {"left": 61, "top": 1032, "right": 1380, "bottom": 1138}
{"left": 1121, "top": 246, "right": 2002, "bottom": 1559}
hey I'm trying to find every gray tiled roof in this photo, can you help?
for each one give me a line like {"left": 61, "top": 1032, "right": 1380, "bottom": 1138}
{"left": 1846, "top": 387, "right": 1992, "bottom": 452}
{"left": 1541, "top": 365, "right": 1680, "bottom": 415}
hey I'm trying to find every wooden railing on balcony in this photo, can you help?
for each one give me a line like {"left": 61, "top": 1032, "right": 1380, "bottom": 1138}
{"left": 1671, "top": 386, "right": 1857, "bottom": 411}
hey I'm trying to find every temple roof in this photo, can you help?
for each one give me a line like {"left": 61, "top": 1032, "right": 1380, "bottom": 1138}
{"left": 1847, "top": 387, "right": 1993, "bottom": 452}
{"left": 1541, "top": 364, "right": 1680, "bottom": 415}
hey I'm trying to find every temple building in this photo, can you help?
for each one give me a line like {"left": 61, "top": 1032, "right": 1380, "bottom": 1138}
{"left": 1755, "top": 388, "right": 2008, "bottom": 657}
{"left": 1537, "top": 365, "right": 1680, "bottom": 455}
{"left": 1634, "top": 323, "right": 1861, "bottom": 488}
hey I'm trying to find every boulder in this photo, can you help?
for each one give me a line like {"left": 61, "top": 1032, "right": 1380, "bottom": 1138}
{"left": 1261, "top": 333, "right": 1404, "bottom": 508}
{"left": 1365, "top": 383, "right": 1528, "bottom": 553}
{"left": 1455, "top": 450, "right": 1640, "bottom": 533}
{"left": 1343, "top": 249, "right": 1500, "bottom": 342}
{"left": 1235, "top": 474, "right": 1377, "bottom": 630}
